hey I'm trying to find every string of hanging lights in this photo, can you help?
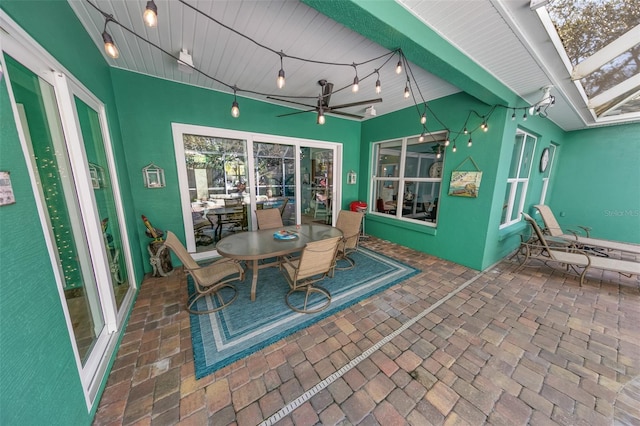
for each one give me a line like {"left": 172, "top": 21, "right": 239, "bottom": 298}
{"left": 86, "top": 0, "right": 554, "bottom": 154}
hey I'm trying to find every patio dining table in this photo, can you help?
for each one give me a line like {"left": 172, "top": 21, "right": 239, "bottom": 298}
{"left": 215, "top": 224, "right": 342, "bottom": 301}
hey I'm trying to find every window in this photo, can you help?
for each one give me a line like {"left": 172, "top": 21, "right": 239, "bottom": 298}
{"left": 501, "top": 130, "right": 537, "bottom": 228}
{"left": 539, "top": 144, "right": 557, "bottom": 204}
{"left": 371, "top": 133, "right": 446, "bottom": 226}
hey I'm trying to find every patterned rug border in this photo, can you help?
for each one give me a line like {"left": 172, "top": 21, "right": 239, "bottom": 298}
{"left": 189, "top": 247, "right": 420, "bottom": 379}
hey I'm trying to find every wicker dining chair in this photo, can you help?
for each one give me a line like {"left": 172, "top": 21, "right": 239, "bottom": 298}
{"left": 280, "top": 236, "right": 341, "bottom": 313}
{"left": 163, "top": 231, "right": 244, "bottom": 314}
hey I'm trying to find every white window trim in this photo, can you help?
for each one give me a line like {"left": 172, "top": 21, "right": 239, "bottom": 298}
{"left": 370, "top": 133, "right": 446, "bottom": 227}
{"left": 500, "top": 129, "right": 537, "bottom": 229}
{"left": 540, "top": 144, "right": 557, "bottom": 205}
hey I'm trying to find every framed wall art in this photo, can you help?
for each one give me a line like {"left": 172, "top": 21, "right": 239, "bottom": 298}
{"left": 448, "top": 156, "right": 482, "bottom": 198}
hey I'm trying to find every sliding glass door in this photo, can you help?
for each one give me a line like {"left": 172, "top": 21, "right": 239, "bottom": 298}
{"left": 3, "top": 25, "right": 135, "bottom": 407}
{"left": 253, "top": 141, "right": 296, "bottom": 225}
{"left": 173, "top": 124, "right": 341, "bottom": 259}
{"left": 300, "top": 147, "right": 334, "bottom": 225}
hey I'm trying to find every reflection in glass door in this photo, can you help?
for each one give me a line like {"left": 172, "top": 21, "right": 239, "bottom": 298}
{"left": 181, "top": 134, "right": 249, "bottom": 254}
{"left": 253, "top": 141, "right": 296, "bottom": 225}
{"left": 75, "top": 97, "right": 130, "bottom": 309}
{"left": 301, "top": 147, "right": 334, "bottom": 225}
{"left": 6, "top": 55, "right": 105, "bottom": 364}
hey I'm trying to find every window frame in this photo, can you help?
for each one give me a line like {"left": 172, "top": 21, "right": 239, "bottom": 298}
{"left": 539, "top": 143, "right": 557, "bottom": 205}
{"left": 370, "top": 132, "right": 447, "bottom": 227}
{"left": 500, "top": 129, "right": 537, "bottom": 229}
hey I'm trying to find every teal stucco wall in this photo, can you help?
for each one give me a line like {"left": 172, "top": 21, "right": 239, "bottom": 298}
{"left": 110, "top": 69, "right": 362, "bottom": 270}
{"left": 548, "top": 123, "right": 640, "bottom": 243}
{"left": 0, "top": 1, "right": 140, "bottom": 423}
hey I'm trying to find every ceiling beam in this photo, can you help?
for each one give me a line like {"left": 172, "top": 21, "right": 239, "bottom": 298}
{"left": 302, "top": 0, "right": 517, "bottom": 107}
{"left": 572, "top": 24, "right": 640, "bottom": 80}
{"left": 589, "top": 73, "right": 640, "bottom": 111}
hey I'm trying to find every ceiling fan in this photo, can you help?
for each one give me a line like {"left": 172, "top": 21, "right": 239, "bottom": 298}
{"left": 267, "top": 79, "right": 382, "bottom": 119}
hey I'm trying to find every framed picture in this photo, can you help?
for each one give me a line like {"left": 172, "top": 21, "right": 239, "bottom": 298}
{"left": 88, "top": 163, "right": 104, "bottom": 189}
{"left": 0, "top": 171, "right": 16, "bottom": 206}
{"left": 449, "top": 171, "right": 482, "bottom": 197}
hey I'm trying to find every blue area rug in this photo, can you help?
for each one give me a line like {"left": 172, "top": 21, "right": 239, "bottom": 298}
{"left": 188, "top": 248, "right": 419, "bottom": 379}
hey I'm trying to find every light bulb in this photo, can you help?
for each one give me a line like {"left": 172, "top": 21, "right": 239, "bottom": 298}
{"left": 420, "top": 114, "right": 426, "bottom": 124}
{"left": 444, "top": 138, "right": 450, "bottom": 147}
{"left": 452, "top": 145, "right": 457, "bottom": 153}
{"left": 436, "top": 151, "right": 441, "bottom": 159}
{"left": 419, "top": 132, "right": 425, "bottom": 142}
{"left": 102, "top": 32, "right": 119, "bottom": 59}
{"left": 467, "top": 138, "right": 472, "bottom": 147}
{"left": 511, "top": 112, "right": 516, "bottom": 121}
{"left": 231, "top": 101, "right": 240, "bottom": 118}
{"left": 277, "top": 69, "right": 285, "bottom": 89}
{"left": 143, "top": 1, "right": 158, "bottom": 27}
{"left": 396, "top": 60, "right": 402, "bottom": 74}
{"left": 404, "top": 85, "right": 410, "bottom": 99}
{"left": 317, "top": 112, "right": 325, "bottom": 125}
{"left": 375, "top": 79, "right": 381, "bottom": 94}
{"left": 463, "top": 127, "right": 468, "bottom": 134}
{"left": 523, "top": 112, "right": 528, "bottom": 121}
{"left": 352, "top": 76, "right": 359, "bottom": 93}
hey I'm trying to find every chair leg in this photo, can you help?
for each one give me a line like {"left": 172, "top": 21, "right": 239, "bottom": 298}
{"left": 285, "top": 285, "right": 331, "bottom": 314}
{"left": 187, "top": 284, "right": 238, "bottom": 314}
{"left": 334, "top": 253, "right": 356, "bottom": 271}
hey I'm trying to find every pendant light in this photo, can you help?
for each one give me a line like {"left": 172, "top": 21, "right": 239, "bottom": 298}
{"left": 375, "top": 69, "right": 381, "bottom": 94}
{"left": 143, "top": 1, "right": 158, "bottom": 27}
{"left": 351, "top": 65, "right": 359, "bottom": 93}
{"left": 276, "top": 52, "right": 285, "bottom": 89}
{"left": 231, "top": 88, "right": 240, "bottom": 118}
{"left": 102, "top": 18, "right": 119, "bottom": 59}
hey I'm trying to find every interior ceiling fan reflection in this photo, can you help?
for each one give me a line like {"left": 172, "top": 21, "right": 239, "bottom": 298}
{"left": 267, "top": 79, "right": 382, "bottom": 119}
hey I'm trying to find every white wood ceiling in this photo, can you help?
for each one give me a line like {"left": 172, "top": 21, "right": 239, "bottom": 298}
{"left": 67, "top": 0, "right": 639, "bottom": 130}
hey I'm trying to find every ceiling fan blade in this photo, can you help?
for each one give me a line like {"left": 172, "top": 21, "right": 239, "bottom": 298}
{"left": 267, "top": 96, "right": 316, "bottom": 109}
{"left": 277, "top": 108, "right": 317, "bottom": 118}
{"left": 326, "top": 109, "right": 364, "bottom": 119}
{"left": 328, "top": 98, "right": 383, "bottom": 110}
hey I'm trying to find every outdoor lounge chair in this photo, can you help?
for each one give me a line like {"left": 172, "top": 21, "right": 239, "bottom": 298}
{"left": 333, "top": 209, "right": 364, "bottom": 273}
{"left": 163, "top": 231, "right": 244, "bottom": 314}
{"left": 281, "top": 236, "right": 341, "bottom": 313}
{"left": 534, "top": 205, "right": 640, "bottom": 256}
{"left": 519, "top": 213, "right": 640, "bottom": 286}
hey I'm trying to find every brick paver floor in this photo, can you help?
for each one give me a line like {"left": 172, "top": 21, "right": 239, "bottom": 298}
{"left": 93, "top": 237, "right": 640, "bottom": 425}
